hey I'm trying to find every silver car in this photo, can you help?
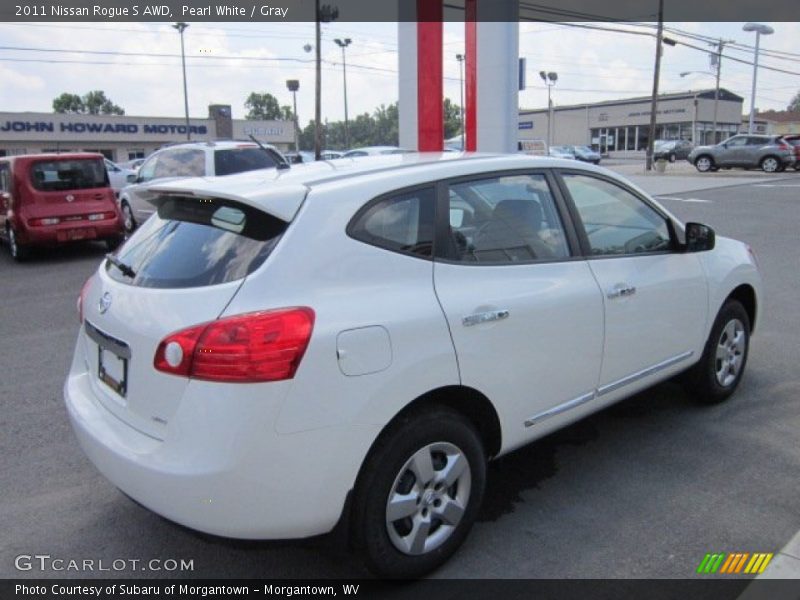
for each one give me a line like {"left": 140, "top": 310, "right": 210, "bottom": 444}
{"left": 688, "top": 134, "right": 795, "bottom": 173}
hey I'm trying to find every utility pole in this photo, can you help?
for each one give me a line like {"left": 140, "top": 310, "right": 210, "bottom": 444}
{"left": 645, "top": 0, "right": 664, "bottom": 171}
{"left": 286, "top": 79, "right": 300, "bottom": 152}
{"left": 172, "top": 22, "right": 191, "bottom": 141}
{"left": 710, "top": 39, "right": 734, "bottom": 145}
{"left": 314, "top": 1, "right": 322, "bottom": 160}
{"left": 334, "top": 38, "right": 352, "bottom": 150}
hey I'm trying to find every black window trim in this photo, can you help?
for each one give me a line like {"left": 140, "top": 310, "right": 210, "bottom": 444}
{"left": 345, "top": 182, "right": 437, "bottom": 261}
{"left": 433, "top": 168, "right": 584, "bottom": 267}
{"left": 553, "top": 168, "right": 679, "bottom": 260}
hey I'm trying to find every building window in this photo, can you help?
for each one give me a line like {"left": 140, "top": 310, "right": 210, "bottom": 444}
{"left": 128, "top": 150, "right": 145, "bottom": 160}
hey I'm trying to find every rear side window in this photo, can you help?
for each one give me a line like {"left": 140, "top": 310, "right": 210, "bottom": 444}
{"left": 30, "top": 158, "right": 108, "bottom": 191}
{"left": 214, "top": 148, "right": 277, "bottom": 176}
{"left": 153, "top": 148, "right": 206, "bottom": 179}
{"left": 106, "top": 196, "right": 287, "bottom": 288}
{"left": 348, "top": 187, "right": 435, "bottom": 258}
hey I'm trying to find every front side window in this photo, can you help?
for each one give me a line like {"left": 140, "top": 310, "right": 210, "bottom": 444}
{"left": 561, "top": 173, "right": 671, "bottom": 256}
{"left": 30, "top": 158, "right": 108, "bottom": 191}
{"left": 348, "top": 187, "right": 435, "bottom": 258}
{"left": 444, "top": 173, "right": 570, "bottom": 264}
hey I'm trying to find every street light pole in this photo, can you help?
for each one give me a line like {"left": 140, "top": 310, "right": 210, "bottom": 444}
{"left": 286, "top": 79, "right": 300, "bottom": 152}
{"left": 172, "top": 22, "right": 191, "bottom": 141}
{"left": 456, "top": 53, "right": 465, "bottom": 150}
{"left": 743, "top": 23, "right": 774, "bottom": 134}
{"left": 334, "top": 38, "right": 352, "bottom": 150}
{"left": 646, "top": 0, "right": 664, "bottom": 171}
{"left": 539, "top": 71, "right": 557, "bottom": 149}
{"left": 314, "top": 2, "right": 322, "bottom": 160}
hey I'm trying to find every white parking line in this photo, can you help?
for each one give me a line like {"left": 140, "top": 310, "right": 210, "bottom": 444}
{"left": 754, "top": 184, "right": 800, "bottom": 188}
{"left": 655, "top": 196, "right": 713, "bottom": 203}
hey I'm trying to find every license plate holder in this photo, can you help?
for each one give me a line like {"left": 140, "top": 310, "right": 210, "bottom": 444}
{"left": 98, "top": 346, "right": 128, "bottom": 397}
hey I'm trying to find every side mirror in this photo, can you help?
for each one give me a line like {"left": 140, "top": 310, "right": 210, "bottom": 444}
{"left": 684, "top": 222, "right": 715, "bottom": 253}
{"left": 126, "top": 173, "right": 137, "bottom": 183}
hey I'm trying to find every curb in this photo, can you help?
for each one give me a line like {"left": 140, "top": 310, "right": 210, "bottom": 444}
{"left": 738, "top": 530, "right": 800, "bottom": 600}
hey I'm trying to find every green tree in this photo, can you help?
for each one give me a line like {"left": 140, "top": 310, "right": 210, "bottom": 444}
{"left": 443, "top": 97, "right": 462, "bottom": 139}
{"left": 52, "top": 93, "right": 86, "bottom": 114}
{"left": 788, "top": 90, "right": 800, "bottom": 112}
{"left": 52, "top": 91, "right": 124, "bottom": 115}
{"left": 83, "top": 90, "right": 124, "bottom": 115}
{"left": 244, "top": 92, "right": 292, "bottom": 120}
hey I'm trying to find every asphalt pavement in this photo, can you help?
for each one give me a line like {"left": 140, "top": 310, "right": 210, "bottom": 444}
{"left": 0, "top": 172, "right": 798, "bottom": 581}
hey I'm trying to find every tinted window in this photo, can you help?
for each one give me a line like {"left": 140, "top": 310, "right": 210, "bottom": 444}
{"left": 153, "top": 148, "right": 205, "bottom": 179}
{"left": 30, "top": 158, "right": 108, "bottom": 191}
{"left": 562, "top": 174, "right": 671, "bottom": 256}
{"left": 725, "top": 137, "right": 747, "bottom": 147}
{"left": 746, "top": 137, "right": 769, "bottom": 146}
{"left": 106, "top": 196, "right": 286, "bottom": 288}
{"left": 137, "top": 155, "right": 158, "bottom": 182}
{"left": 444, "top": 173, "right": 570, "bottom": 264}
{"left": 349, "top": 187, "right": 435, "bottom": 258}
{"left": 214, "top": 147, "right": 278, "bottom": 176}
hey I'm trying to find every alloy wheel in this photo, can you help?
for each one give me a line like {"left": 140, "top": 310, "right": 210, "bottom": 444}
{"left": 715, "top": 318, "right": 746, "bottom": 387}
{"left": 696, "top": 157, "right": 712, "bottom": 172}
{"left": 385, "top": 441, "right": 471, "bottom": 556}
{"left": 761, "top": 157, "right": 779, "bottom": 173}
{"left": 121, "top": 203, "right": 135, "bottom": 233}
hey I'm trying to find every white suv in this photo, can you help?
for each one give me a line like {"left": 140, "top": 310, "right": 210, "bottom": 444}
{"left": 118, "top": 141, "right": 287, "bottom": 233}
{"left": 66, "top": 154, "right": 761, "bottom": 577}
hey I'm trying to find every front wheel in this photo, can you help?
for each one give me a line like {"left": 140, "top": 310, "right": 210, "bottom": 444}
{"left": 668, "top": 152, "right": 677, "bottom": 163}
{"left": 760, "top": 156, "right": 780, "bottom": 173}
{"left": 684, "top": 300, "right": 750, "bottom": 404}
{"left": 695, "top": 156, "right": 714, "bottom": 172}
{"left": 353, "top": 406, "right": 486, "bottom": 578}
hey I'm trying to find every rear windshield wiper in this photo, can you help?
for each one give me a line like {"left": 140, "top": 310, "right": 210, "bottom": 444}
{"left": 105, "top": 253, "right": 136, "bottom": 278}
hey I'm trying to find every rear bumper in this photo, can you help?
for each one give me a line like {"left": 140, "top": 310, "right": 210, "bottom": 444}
{"left": 16, "top": 218, "right": 123, "bottom": 246}
{"left": 64, "top": 356, "right": 377, "bottom": 539}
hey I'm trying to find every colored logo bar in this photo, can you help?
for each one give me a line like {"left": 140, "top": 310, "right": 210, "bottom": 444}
{"left": 696, "top": 552, "right": 774, "bottom": 574}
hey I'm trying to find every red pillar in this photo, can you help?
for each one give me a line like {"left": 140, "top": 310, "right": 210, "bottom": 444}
{"left": 465, "top": 0, "right": 477, "bottom": 151}
{"left": 416, "top": 1, "right": 443, "bottom": 151}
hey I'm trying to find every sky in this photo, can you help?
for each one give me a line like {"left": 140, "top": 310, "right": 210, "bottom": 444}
{"left": 0, "top": 20, "right": 798, "bottom": 124}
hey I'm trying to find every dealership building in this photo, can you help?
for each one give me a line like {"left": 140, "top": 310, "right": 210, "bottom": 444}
{"left": 518, "top": 88, "right": 745, "bottom": 155}
{"left": 0, "top": 104, "right": 296, "bottom": 161}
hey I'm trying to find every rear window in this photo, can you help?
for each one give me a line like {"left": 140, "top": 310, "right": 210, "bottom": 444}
{"left": 106, "top": 196, "right": 287, "bottom": 288}
{"left": 214, "top": 147, "right": 278, "bottom": 176}
{"left": 30, "top": 158, "right": 108, "bottom": 191}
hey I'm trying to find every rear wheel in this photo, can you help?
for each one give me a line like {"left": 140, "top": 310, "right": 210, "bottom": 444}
{"left": 684, "top": 300, "right": 750, "bottom": 404}
{"left": 695, "top": 155, "right": 714, "bottom": 172}
{"left": 353, "top": 406, "right": 486, "bottom": 578}
{"left": 760, "top": 156, "right": 780, "bottom": 173}
{"left": 120, "top": 201, "right": 136, "bottom": 234}
{"left": 668, "top": 152, "right": 677, "bottom": 163}
{"left": 7, "top": 227, "right": 29, "bottom": 261}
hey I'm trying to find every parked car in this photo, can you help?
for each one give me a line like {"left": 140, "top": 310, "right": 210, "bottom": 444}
{"left": 104, "top": 159, "right": 136, "bottom": 197}
{"left": 782, "top": 134, "right": 800, "bottom": 171}
{"left": 0, "top": 153, "right": 124, "bottom": 260}
{"left": 118, "top": 141, "right": 286, "bottom": 233}
{"left": 321, "top": 150, "right": 345, "bottom": 160}
{"left": 518, "top": 139, "right": 547, "bottom": 156}
{"left": 548, "top": 145, "right": 576, "bottom": 160}
{"left": 653, "top": 139, "right": 694, "bottom": 163}
{"left": 67, "top": 154, "right": 761, "bottom": 578}
{"left": 569, "top": 145, "right": 602, "bottom": 164}
{"left": 284, "top": 151, "right": 316, "bottom": 164}
{"left": 688, "top": 134, "right": 795, "bottom": 173}
{"left": 342, "top": 146, "right": 408, "bottom": 157}
{"left": 118, "top": 158, "right": 146, "bottom": 172}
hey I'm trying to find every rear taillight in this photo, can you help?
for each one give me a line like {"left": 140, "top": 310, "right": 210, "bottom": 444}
{"left": 29, "top": 217, "right": 61, "bottom": 226}
{"left": 154, "top": 308, "right": 315, "bottom": 383}
{"left": 88, "top": 212, "right": 116, "bottom": 221}
{"left": 77, "top": 276, "right": 92, "bottom": 323}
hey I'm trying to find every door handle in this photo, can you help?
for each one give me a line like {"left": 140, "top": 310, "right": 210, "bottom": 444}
{"left": 462, "top": 309, "right": 510, "bottom": 327}
{"left": 607, "top": 283, "right": 637, "bottom": 299}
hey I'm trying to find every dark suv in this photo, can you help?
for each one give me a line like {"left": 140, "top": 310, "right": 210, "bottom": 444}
{"left": 687, "top": 134, "right": 795, "bottom": 173}
{"left": 654, "top": 139, "right": 694, "bottom": 163}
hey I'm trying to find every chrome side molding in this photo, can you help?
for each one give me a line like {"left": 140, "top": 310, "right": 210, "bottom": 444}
{"left": 524, "top": 350, "right": 694, "bottom": 428}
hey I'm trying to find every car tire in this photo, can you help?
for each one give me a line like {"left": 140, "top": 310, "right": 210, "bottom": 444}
{"left": 684, "top": 300, "right": 750, "bottom": 405}
{"left": 694, "top": 155, "right": 715, "bottom": 172}
{"left": 7, "top": 227, "right": 29, "bottom": 262}
{"left": 760, "top": 156, "right": 780, "bottom": 173}
{"left": 120, "top": 201, "right": 136, "bottom": 234}
{"left": 668, "top": 152, "right": 677, "bottom": 163}
{"left": 353, "top": 406, "right": 486, "bottom": 578}
{"left": 794, "top": 164, "right": 800, "bottom": 171}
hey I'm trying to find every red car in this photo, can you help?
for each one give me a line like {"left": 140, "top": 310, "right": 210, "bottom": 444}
{"left": 783, "top": 135, "right": 800, "bottom": 171}
{"left": 0, "top": 153, "right": 124, "bottom": 261}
